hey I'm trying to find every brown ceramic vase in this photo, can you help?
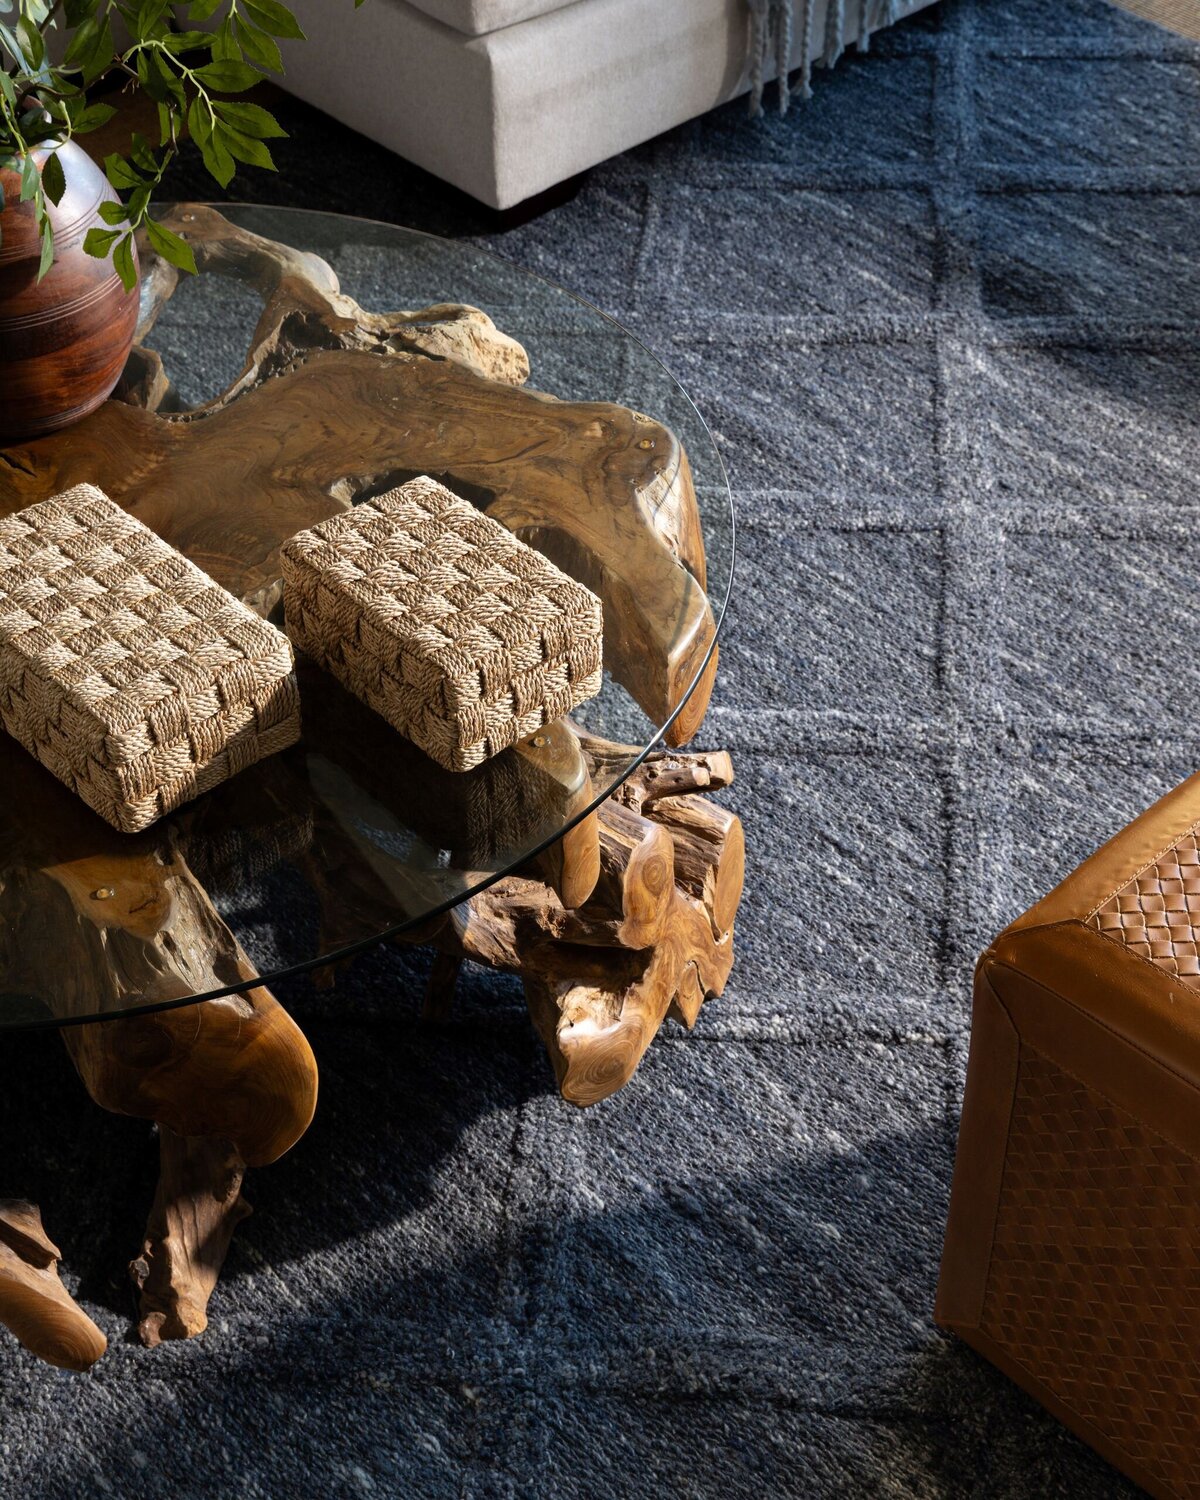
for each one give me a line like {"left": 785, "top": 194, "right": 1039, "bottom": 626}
{"left": 0, "top": 139, "right": 139, "bottom": 442}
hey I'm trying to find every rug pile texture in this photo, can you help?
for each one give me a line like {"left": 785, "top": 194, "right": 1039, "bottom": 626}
{"left": 0, "top": 0, "right": 1194, "bottom": 1493}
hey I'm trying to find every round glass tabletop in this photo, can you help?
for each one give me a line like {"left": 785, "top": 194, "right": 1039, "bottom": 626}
{"left": 0, "top": 203, "right": 733, "bottom": 1031}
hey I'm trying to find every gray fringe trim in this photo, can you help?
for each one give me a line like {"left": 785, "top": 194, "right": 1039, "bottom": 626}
{"left": 748, "top": 0, "right": 807, "bottom": 116}
{"left": 824, "top": 0, "right": 845, "bottom": 70}
{"left": 858, "top": 0, "right": 874, "bottom": 52}
{"left": 750, "top": 0, "right": 892, "bottom": 116}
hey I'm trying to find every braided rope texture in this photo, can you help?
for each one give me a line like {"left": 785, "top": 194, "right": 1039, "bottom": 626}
{"left": 0, "top": 484, "right": 300, "bottom": 833}
{"left": 280, "top": 477, "right": 603, "bottom": 772}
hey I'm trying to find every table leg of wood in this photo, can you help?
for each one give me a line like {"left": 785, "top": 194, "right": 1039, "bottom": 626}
{"left": 131, "top": 1130, "right": 251, "bottom": 1347}
{"left": 0, "top": 767, "right": 321, "bottom": 1354}
{"left": 62, "top": 986, "right": 317, "bottom": 1347}
{"left": 514, "top": 721, "right": 601, "bottom": 910}
{"left": 0, "top": 1201, "right": 106, "bottom": 1371}
{"left": 440, "top": 741, "right": 744, "bottom": 1106}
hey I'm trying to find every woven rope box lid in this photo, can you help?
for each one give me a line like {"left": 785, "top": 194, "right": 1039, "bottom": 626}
{"left": 280, "top": 476, "right": 603, "bottom": 772}
{"left": 0, "top": 484, "right": 301, "bottom": 833}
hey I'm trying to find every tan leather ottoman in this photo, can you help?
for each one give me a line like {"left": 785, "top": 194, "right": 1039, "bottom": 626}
{"left": 937, "top": 771, "right": 1200, "bottom": 1500}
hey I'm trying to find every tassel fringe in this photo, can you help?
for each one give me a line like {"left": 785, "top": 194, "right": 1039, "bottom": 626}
{"left": 749, "top": 0, "right": 897, "bottom": 117}
{"left": 858, "top": 0, "right": 874, "bottom": 52}
{"left": 796, "top": 0, "right": 813, "bottom": 104}
{"left": 824, "top": 0, "right": 845, "bottom": 71}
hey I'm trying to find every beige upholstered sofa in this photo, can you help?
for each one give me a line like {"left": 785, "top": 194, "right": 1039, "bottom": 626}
{"left": 280, "top": 0, "right": 937, "bottom": 209}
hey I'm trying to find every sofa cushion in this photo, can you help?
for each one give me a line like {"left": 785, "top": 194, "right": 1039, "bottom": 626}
{"left": 281, "top": 0, "right": 940, "bottom": 208}
{"left": 404, "top": 0, "right": 581, "bottom": 36}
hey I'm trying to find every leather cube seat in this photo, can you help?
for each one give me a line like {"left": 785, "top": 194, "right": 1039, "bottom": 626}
{"left": 938, "top": 771, "right": 1200, "bottom": 1500}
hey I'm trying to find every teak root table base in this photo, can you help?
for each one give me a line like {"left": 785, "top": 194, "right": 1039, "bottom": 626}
{"left": 0, "top": 206, "right": 742, "bottom": 1369}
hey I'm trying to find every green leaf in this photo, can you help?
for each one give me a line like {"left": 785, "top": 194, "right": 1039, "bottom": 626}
{"left": 36, "top": 213, "right": 54, "bottom": 282}
{"left": 198, "top": 128, "right": 235, "bottom": 187}
{"left": 212, "top": 100, "right": 285, "bottom": 139}
{"left": 18, "top": 103, "right": 51, "bottom": 133}
{"left": 194, "top": 58, "right": 262, "bottom": 91}
{"left": 98, "top": 198, "right": 129, "bottom": 225}
{"left": 0, "top": 70, "right": 14, "bottom": 107}
{"left": 67, "top": 100, "right": 117, "bottom": 133}
{"left": 41, "top": 147, "right": 64, "bottom": 205}
{"left": 145, "top": 216, "right": 197, "bottom": 274}
{"left": 157, "top": 100, "right": 172, "bottom": 146}
{"left": 0, "top": 20, "right": 22, "bottom": 67}
{"left": 186, "top": 0, "right": 224, "bottom": 18}
{"left": 113, "top": 231, "right": 137, "bottom": 291}
{"left": 17, "top": 112, "right": 59, "bottom": 150}
{"left": 129, "top": 130, "right": 157, "bottom": 172}
{"left": 135, "top": 0, "right": 171, "bottom": 36}
{"left": 19, "top": 152, "right": 38, "bottom": 202}
{"left": 16, "top": 15, "right": 44, "bottom": 68}
{"left": 127, "top": 183, "right": 150, "bottom": 221}
{"left": 241, "top": 0, "right": 305, "bottom": 40}
{"left": 80, "top": 17, "right": 113, "bottom": 85}
{"left": 137, "top": 47, "right": 185, "bottom": 107}
{"left": 64, "top": 0, "right": 100, "bottom": 24}
{"left": 48, "top": 78, "right": 86, "bottom": 103}
{"left": 104, "top": 152, "right": 144, "bottom": 190}
{"left": 63, "top": 13, "right": 98, "bottom": 65}
{"left": 134, "top": 48, "right": 163, "bottom": 101}
{"left": 220, "top": 124, "right": 275, "bottom": 170}
{"left": 233, "top": 16, "right": 281, "bottom": 73}
{"left": 164, "top": 29, "right": 212, "bottom": 53}
{"left": 210, "top": 15, "right": 237, "bottom": 60}
{"left": 83, "top": 226, "right": 121, "bottom": 257}
{"left": 186, "top": 94, "right": 213, "bottom": 145}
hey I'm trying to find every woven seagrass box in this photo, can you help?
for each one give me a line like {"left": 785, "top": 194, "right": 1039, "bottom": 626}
{"left": 280, "top": 476, "right": 603, "bottom": 772}
{"left": 0, "top": 484, "right": 301, "bottom": 834}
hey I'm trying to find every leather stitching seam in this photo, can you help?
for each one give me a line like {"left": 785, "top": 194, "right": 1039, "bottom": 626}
{"left": 1091, "top": 918, "right": 1200, "bottom": 1000}
{"left": 988, "top": 949, "right": 1200, "bottom": 1168}
{"left": 1019, "top": 1031, "right": 1200, "bottom": 1170}
{"left": 1086, "top": 816, "right": 1200, "bottom": 922}
{"left": 974, "top": 977, "right": 1022, "bottom": 1331}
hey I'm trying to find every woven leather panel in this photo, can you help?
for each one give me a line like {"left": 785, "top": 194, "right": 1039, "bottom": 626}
{"left": 281, "top": 477, "right": 602, "bottom": 772}
{"left": 1090, "top": 830, "right": 1200, "bottom": 983}
{"left": 0, "top": 485, "right": 299, "bottom": 832}
{"left": 981, "top": 1048, "right": 1200, "bottom": 1497}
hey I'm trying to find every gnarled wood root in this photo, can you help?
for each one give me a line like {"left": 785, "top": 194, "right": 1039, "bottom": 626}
{"left": 0, "top": 1201, "right": 106, "bottom": 1371}
{"left": 63, "top": 983, "right": 317, "bottom": 1348}
{"left": 130, "top": 1130, "right": 252, "bottom": 1347}
{"left": 0, "top": 740, "right": 318, "bottom": 1354}
{"left": 0, "top": 205, "right": 736, "bottom": 1363}
{"left": 430, "top": 738, "right": 743, "bottom": 1106}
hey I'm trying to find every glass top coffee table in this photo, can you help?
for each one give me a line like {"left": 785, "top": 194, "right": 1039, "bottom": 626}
{"left": 0, "top": 204, "right": 740, "bottom": 1369}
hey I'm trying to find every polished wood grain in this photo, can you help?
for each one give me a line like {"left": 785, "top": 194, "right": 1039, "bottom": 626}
{"left": 441, "top": 738, "right": 743, "bottom": 1107}
{"left": 0, "top": 206, "right": 740, "bottom": 1363}
{"left": 0, "top": 1201, "right": 107, "bottom": 1371}
{"left": 0, "top": 141, "right": 139, "bottom": 441}
{"left": 0, "top": 734, "right": 318, "bottom": 1349}
{"left": 0, "top": 203, "right": 717, "bottom": 740}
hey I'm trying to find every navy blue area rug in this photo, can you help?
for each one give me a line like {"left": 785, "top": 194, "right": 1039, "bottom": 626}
{"left": 2, "top": 0, "right": 1197, "bottom": 1493}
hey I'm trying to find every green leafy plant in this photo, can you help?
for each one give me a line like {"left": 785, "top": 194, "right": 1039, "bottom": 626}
{"left": 0, "top": 0, "right": 363, "bottom": 287}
